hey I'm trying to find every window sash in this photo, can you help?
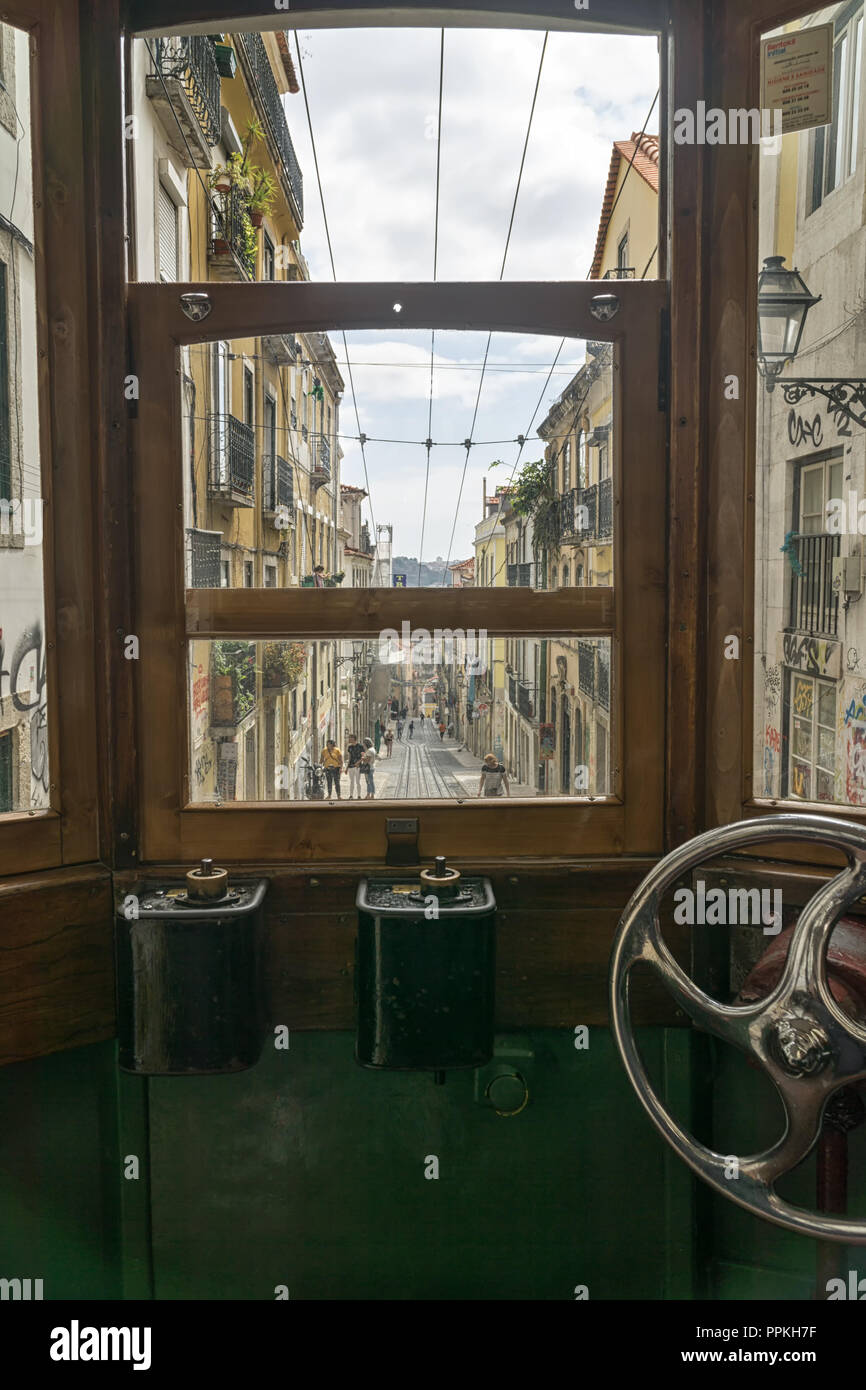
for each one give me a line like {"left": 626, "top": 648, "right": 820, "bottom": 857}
{"left": 129, "top": 276, "right": 666, "bottom": 861}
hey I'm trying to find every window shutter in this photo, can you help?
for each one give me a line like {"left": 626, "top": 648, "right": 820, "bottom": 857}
{"left": 157, "top": 183, "right": 178, "bottom": 283}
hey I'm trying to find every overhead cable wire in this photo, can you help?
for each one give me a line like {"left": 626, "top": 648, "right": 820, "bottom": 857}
{"left": 441, "top": 29, "right": 549, "bottom": 581}
{"left": 293, "top": 32, "right": 378, "bottom": 550}
{"left": 417, "top": 28, "right": 445, "bottom": 587}
{"left": 474, "top": 85, "right": 661, "bottom": 583}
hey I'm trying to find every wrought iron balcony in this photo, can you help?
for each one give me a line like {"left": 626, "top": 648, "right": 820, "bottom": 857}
{"left": 146, "top": 35, "right": 221, "bottom": 166}
{"left": 209, "top": 184, "right": 255, "bottom": 280}
{"left": 603, "top": 266, "right": 635, "bottom": 279}
{"left": 506, "top": 561, "right": 534, "bottom": 587}
{"left": 310, "top": 434, "right": 331, "bottom": 487}
{"left": 578, "top": 640, "right": 597, "bottom": 699}
{"left": 517, "top": 680, "right": 535, "bottom": 720}
{"left": 788, "top": 532, "right": 841, "bottom": 638}
{"left": 262, "top": 332, "right": 299, "bottom": 366}
{"left": 561, "top": 486, "right": 598, "bottom": 543}
{"left": 236, "top": 32, "right": 304, "bottom": 228}
{"left": 598, "top": 647, "right": 610, "bottom": 711}
{"left": 597, "top": 476, "right": 613, "bottom": 541}
{"left": 263, "top": 454, "right": 294, "bottom": 514}
{"left": 188, "top": 528, "right": 222, "bottom": 587}
{"left": 208, "top": 414, "right": 255, "bottom": 505}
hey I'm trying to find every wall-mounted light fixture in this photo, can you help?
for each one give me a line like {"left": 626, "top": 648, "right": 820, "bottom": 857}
{"left": 757, "top": 255, "right": 866, "bottom": 431}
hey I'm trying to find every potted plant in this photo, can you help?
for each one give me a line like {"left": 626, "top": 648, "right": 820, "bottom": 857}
{"left": 209, "top": 163, "right": 233, "bottom": 196}
{"left": 248, "top": 168, "right": 277, "bottom": 228}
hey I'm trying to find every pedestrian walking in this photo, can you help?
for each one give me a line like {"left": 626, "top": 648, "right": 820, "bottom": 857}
{"left": 438, "top": 721, "right": 446, "bottom": 741}
{"left": 384, "top": 728, "right": 394, "bottom": 758}
{"left": 322, "top": 739, "right": 343, "bottom": 798}
{"left": 478, "top": 752, "right": 510, "bottom": 798}
{"left": 396, "top": 720, "right": 404, "bottom": 741}
{"left": 345, "top": 733, "right": 364, "bottom": 799}
{"left": 447, "top": 722, "right": 454, "bottom": 738}
{"left": 361, "top": 738, "right": 378, "bottom": 799}
{"left": 409, "top": 720, "right": 414, "bottom": 738}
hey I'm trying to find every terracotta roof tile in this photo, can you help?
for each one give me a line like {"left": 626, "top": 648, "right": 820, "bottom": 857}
{"left": 589, "top": 132, "right": 659, "bottom": 279}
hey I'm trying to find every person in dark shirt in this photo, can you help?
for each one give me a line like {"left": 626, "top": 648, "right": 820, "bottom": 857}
{"left": 345, "top": 733, "right": 365, "bottom": 799}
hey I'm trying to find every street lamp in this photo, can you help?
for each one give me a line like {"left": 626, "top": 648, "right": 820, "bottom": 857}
{"left": 756, "top": 255, "right": 820, "bottom": 385}
{"left": 756, "top": 254, "right": 866, "bottom": 431}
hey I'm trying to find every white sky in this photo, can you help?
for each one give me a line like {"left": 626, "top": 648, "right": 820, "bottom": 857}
{"left": 284, "top": 25, "right": 659, "bottom": 568}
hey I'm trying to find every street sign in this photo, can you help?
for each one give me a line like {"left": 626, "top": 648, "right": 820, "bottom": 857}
{"left": 393, "top": 573, "right": 407, "bottom": 587}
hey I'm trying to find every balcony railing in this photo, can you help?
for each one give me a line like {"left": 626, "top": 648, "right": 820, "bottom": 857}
{"left": 597, "top": 476, "right": 613, "bottom": 541}
{"left": 578, "top": 640, "right": 596, "bottom": 699}
{"left": 263, "top": 454, "right": 294, "bottom": 513}
{"left": 603, "top": 266, "right": 636, "bottom": 279}
{"left": 789, "top": 532, "right": 841, "bottom": 638}
{"left": 147, "top": 35, "right": 221, "bottom": 165}
{"left": 262, "top": 333, "right": 299, "bottom": 366}
{"left": 210, "top": 184, "right": 255, "bottom": 279}
{"left": 208, "top": 414, "right": 255, "bottom": 504}
{"left": 598, "top": 647, "right": 610, "bottom": 711}
{"left": 560, "top": 482, "right": 611, "bottom": 546}
{"left": 507, "top": 561, "right": 535, "bottom": 587}
{"left": 236, "top": 32, "right": 304, "bottom": 227}
{"left": 188, "top": 528, "right": 222, "bottom": 587}
{"left": 311, "top": 435, "right": 331, "bottom": 486}
{"left": 517, "top": 680, "right": 535, "bottom": 720}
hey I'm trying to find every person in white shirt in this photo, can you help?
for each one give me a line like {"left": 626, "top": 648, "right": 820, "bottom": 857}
{"left": 478, "top": 752, "right": 510, "bottom": 797}
{"left": 362, "top": 738, "right": 378, "bottom": 799}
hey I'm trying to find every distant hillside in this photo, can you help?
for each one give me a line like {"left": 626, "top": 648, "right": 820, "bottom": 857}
{"left": 391, "top": 556, "right": 453, "bottom": 587}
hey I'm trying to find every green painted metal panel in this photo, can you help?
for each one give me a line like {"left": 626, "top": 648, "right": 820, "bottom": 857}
{"left": 146, "top": 1028, "right": 694, "bottom": 1300}
{"left": 0, "top": 1041, "right": 123, "bottom": 1299}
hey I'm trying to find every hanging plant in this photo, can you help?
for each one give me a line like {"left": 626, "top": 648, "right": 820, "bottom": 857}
{"left": 240, "top": 209, "right": 258, "bottom": 278}
{"left": 261, "top": 640, "right": 306, "bottom": 687}
{"left": 489, "top": 457, "right": 560, "bottom": 558}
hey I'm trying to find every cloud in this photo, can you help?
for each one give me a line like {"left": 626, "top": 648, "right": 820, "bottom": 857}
{"left": 285, "top": 24, "right": 656, "bottom": 561}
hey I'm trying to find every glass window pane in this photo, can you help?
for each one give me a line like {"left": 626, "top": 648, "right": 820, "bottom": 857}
{"left": 755, "top": 9, "right": 865, "bottom": 809}
{"left": 851, "top": 17, "right": 863, "bottom": 176}
{"left": 818, "top": 680, "right": 836, "bottom": 727}
{"left": 179, "top": 332, "right": 614, "bottom": 593}
{"left": 133, "top": 28, "right": 659, "bottom": 283}
{"left": 801, "top": 466, "right": 822, "bottom": 520}
{"left": 0, "top": 24, "right": 48, "bottom": 814}
{"left": 188, "top": 635, "right": 614, "bottom": 802}
{"left": 828, "top": 460, "right": 843, "bottom": 501}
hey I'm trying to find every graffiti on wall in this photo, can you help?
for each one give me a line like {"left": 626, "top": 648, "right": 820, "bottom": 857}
{"left": 778, "top": 631, "right": 842, "bottom": 678}
{"left": 0, "top": 618, "right": 49, "bottom": 807}
{"left": 840, "top": 679, "right": 866, "bottom": 807}
{"left": 763, "top": 724, "right": 781, "bottom": 796}
{"left": 762, "top": 661, "right": 781, "bottom": 713}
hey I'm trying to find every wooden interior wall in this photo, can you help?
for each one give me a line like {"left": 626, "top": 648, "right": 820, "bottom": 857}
{"left": 0, "top": 866, "right": 114, "bottom": 1066}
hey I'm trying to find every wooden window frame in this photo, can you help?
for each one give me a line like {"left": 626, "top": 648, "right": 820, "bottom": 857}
{"left": 705, "top": 0, "right": 866, "bottom": 871}
{"left": 129, "top": 278, "right": 667, "bottom": 863}
{"left": 0, "top": 0, "right": 102, "bottom": 876}
{"left": 114, "top": 0, "right": 705, "bottom": 868}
